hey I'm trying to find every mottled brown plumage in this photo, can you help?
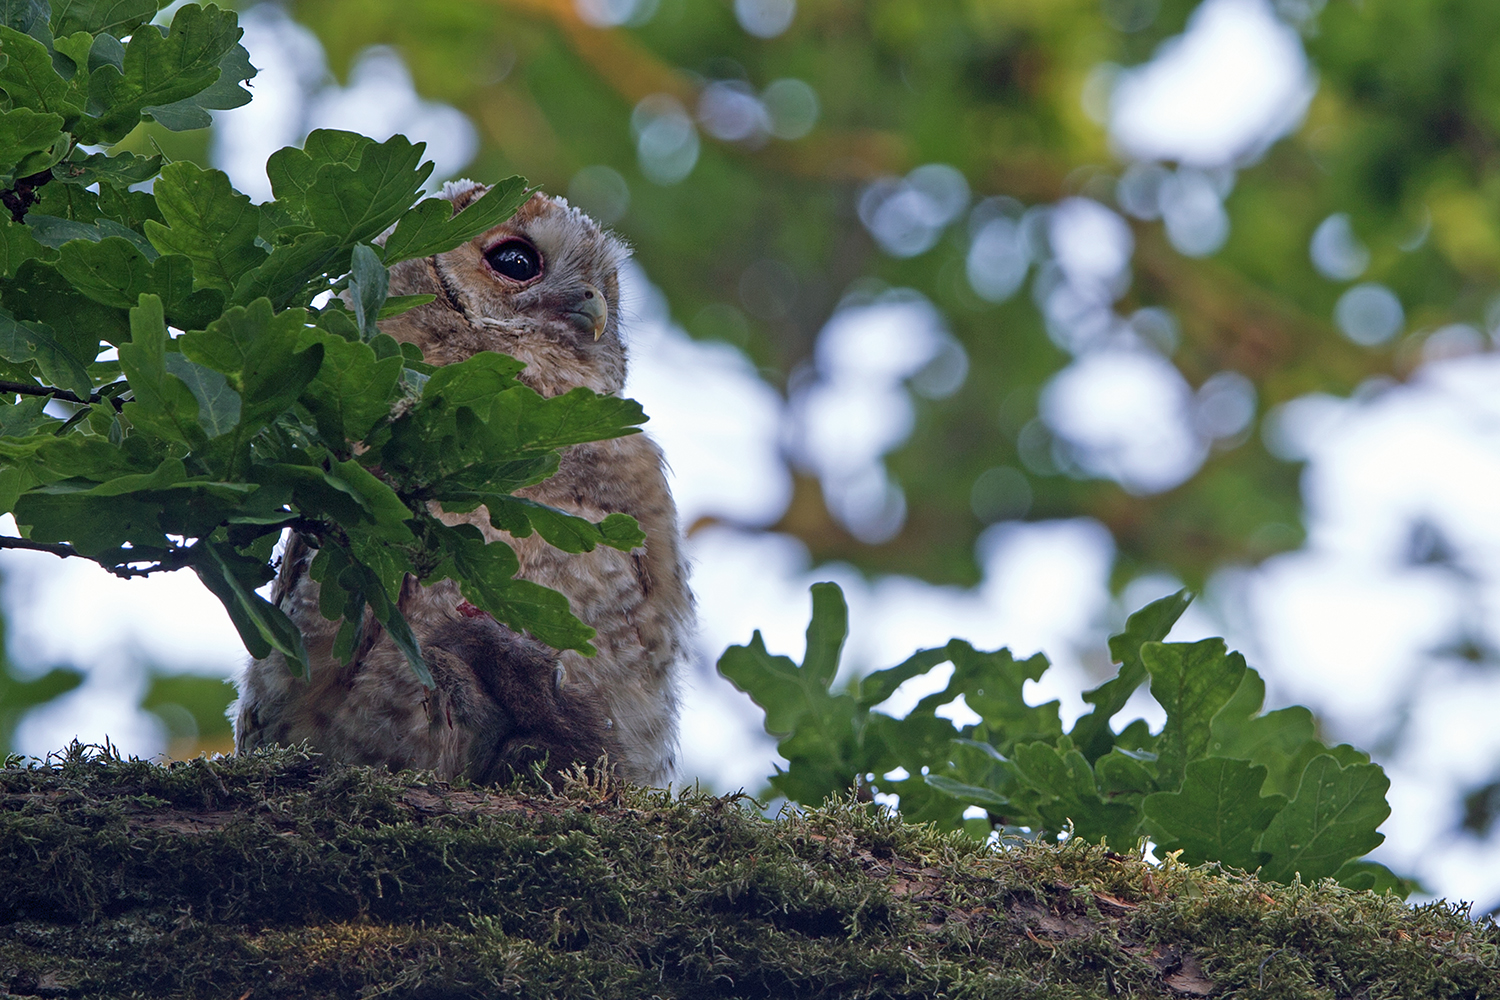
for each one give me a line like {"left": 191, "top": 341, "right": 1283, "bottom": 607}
{"left": 233, "top": 184, "right": 692, "bottom": 786}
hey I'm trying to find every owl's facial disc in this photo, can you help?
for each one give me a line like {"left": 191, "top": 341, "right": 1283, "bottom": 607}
{"left": 564, "top": 283, "right": 609, "bottom": 340}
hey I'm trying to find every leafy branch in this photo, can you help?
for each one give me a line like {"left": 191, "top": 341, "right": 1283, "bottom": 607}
{"left": 721, "top": 584, "right": 1414, "bottom": 896}
{"left": 0, "top": 2, "right": 648, "bottom": 684}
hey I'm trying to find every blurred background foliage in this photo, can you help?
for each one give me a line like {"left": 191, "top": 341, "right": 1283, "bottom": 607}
{"left": 4, "top": 0, "right": 1499, "bottom": 793}
{"left": 265, "top": 0, "right": 1492, "bottom": 586}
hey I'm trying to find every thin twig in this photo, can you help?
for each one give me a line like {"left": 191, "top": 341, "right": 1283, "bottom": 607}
{"left": 0, "top": 535, "right": 188, "bottom": 578}
{"left": 0, "top": 379, "right": 127, "bottom": 412}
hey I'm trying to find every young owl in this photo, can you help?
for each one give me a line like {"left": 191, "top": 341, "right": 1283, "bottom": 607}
{"left": 233, "top": 184, "right": 693, "bottom": 787}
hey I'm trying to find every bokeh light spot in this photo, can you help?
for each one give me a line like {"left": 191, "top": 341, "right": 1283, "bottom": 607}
{"left": 632, "top": 94, "right": 699, "bottom": 185}
{"left": 1335, "top": 283, "right": 1404, "bottom": 346}
{"left": 1310, "top": 212, "right": 1370, "bottom": 281}
{"left": 735, "top": 0, "right": 795, "bottom": 38}
{"left": 1195, "top": 371, "right": 1257, "bottom": 440}
{"left": 971, "top": 466, "right": 1033, "bottom": 523}
{"left": 575, "top": 0, "right": 658, "bottom": 27}
{"left": 761, "top": 78, "right": 819, "bottom": 139}
{"left": 567, "top": 165, "right": 630, "bottom": 225}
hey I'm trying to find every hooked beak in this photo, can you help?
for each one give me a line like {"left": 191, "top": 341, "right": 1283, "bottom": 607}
{"left": 563, "top": 283, "right": 609, "bottom": 341}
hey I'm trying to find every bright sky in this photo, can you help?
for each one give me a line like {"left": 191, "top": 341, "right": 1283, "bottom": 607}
{"left": 6, "top": 0, "right": 1500, "bottom": 909}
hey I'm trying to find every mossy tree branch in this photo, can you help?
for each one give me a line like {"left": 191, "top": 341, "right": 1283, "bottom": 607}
{"left": 1, "top": 746, "right": 1496, "bottom": 999}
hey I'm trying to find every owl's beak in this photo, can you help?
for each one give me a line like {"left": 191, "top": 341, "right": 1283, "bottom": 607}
{"left": 564, "top": 284, "right": 609, "bottom": 341}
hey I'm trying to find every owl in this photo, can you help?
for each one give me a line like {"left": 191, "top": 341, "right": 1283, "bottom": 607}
{"left": 233, "top": 183, "right": 693, "bottom": 787}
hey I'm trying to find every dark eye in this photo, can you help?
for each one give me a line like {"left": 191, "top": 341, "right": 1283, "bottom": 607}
{"left": 484, "top": 239, "right": 542, "bottom": 281}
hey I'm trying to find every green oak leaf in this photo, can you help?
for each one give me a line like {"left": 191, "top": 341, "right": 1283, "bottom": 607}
{"left": 1095, "top": 748, "right": 1157, "bottom": 797}
{"left": 51, "top": 32, "right": 96, "bottom": 79}
{"left": 296, "top": 326, "right": 402, "bottom": 444}
{"left": 5, "top": 260, "right": 128, "bottom": 362}
{"left": 265, "top": 128, "right": 373, "bottom": 215}
{"left": 117, "top": 294, "right": 204, "bottom": 446}
{"left": 484, "top": 494, "right": 645, "bottom": 554}
{"left": 916, "top": 642, "right": 1061, "bottom": 752}
{"left": 144, "top": 161, "right": 266, "bottom": 293}
{"left": 55, "top": 234, "right": 152, "bottom": 308}
{"left": 422, "top": 518, "right": 597, "bottom": 655}
{"left": 923, "top": 773, "right": 1010, "bottom": 810}
{"left": 81, "top": 3, "right": 242, "bottom": 144}
{"left": 50, "top": 0, "right": 158, "bottom": 39}
{"left": 0, "top": 25, "right": 83, "bottom": 118}
{"left": 347, "top": 242, "right": 387, "bottom": 339}
{"left": 161, "top": 352, "right": 240, "bottom": 437}
{"left": 485, "top": 383, "right": 647, "bottom": 451}
{"left": 324, "top": 456, "right": 413, "bottom": 543}
{"left": 2, "top": 0, "right": 51, "bottom": 37}
{"left": 0, "top": 393, "right": 53, "bottom": 437}
{"left": 1333, "top": 859, "right": 1417, "bottom": 898}
{"left": 1257, "top": 754, "right": 1391, "bottom": 883}
{"left": 0, "top": 216, "right": 45, "bottom": 277}
{"left": 0, "top": 107, "right": 63, "bottom": 174}
{"left": 855, "top": 645, "right": 961, "bottom": 711}
{"left": 0, "top": 306, "right": 91, "bottom": 396}
{"left": 376, "top": 293, "right": 434, "bottom": 319}
{"left": 1143, "top": 756, "right": 1287, "bottom": 871}
{"left": 420, "top": 349, "right": 526, "bottom": 408}
{"left": 1208, "top": 667, "right": 1319, "bottom": 799}
{"left": 719, "top": 581, "right": 850, "bottom": 737}
{"left": 304, "top": 133, "right": 432, "bottom": 248}
{"left": 1071, "top": 589, "right": 1192, "bottom": 763}
{"left": 191, "top": 538, "right": 308, "bottom": 674}
{"left": 51, "top": 148, "right": 161, "bottom": 186}
{"left": 381, "top": 176, "right": 531, "bottom": 264}
{"left": 142, "top": 39, "right": 254, "bottom": 130}
{"left": 1011, "top": 739, "right": 1142, "bottom": 847}
{"left": 179, "top": 299, "right": 323, "bottom": 432}
{"left": 230, "top": 232, "right": 340, "bottom": 308}
{"left": 1144, "top": 638, "right": 1247, "bottom": 791}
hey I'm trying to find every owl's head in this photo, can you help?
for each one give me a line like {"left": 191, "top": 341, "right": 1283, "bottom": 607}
{"left": 380, "top": 181, "right": 632, "bottom": 397}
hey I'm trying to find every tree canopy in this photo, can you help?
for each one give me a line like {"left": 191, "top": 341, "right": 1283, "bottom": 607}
{"left": 273, "top": 0, "right": 1496, "bottom": 589}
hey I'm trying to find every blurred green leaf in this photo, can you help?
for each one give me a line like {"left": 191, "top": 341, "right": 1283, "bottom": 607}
{"left": 0, "top": 663, "right": 83, "bottom": 755}
{"left": 140, "top": 670, "right": 235, "bottom": 745}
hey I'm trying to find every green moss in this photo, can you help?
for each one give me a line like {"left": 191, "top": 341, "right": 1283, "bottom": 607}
{"left": 1, "top": 743, "right": 1495, "bottom": 999}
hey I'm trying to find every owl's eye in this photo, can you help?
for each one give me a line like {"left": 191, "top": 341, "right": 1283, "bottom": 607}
{"left": 484, "top": 239, "right": 542, "bottom": 282}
